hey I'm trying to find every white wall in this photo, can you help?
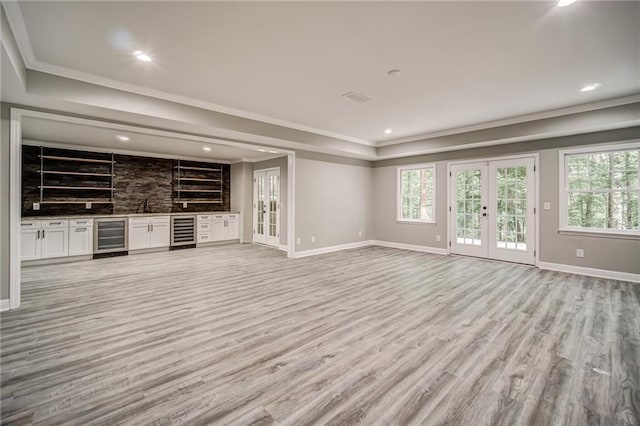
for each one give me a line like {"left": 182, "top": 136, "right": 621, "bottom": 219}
{"left": 295, "top": 157, "right": 373, "bottom": 252}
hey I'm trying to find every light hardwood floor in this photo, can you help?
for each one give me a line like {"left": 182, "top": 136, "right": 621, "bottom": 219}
{"left": 1, "top": 244, "right": 639, "bottom": 425}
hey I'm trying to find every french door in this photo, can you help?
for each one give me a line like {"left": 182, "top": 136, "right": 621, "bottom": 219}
{"left": 450, "top": 157, "right": 536, "bottom": 265}
{"left": 253, "top": 168, "right": 280, "bottom": 247}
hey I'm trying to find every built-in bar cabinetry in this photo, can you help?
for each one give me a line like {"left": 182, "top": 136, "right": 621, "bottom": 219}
{"left": 197, "top": 214, "right": 238, "bottom": 243}
{"left": 21, "top": 220, "right": 70, "bottom": 260}
{"left": 129, "top": 216, "right": 171, "bottom": 250}
{"left": 69, "top": 219, "right": 94, "bottom": 256}
{"left": 21, "top": 212, "right": 240, "bottom": 263}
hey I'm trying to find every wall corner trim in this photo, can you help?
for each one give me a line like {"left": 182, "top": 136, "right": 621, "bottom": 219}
{"left": 371, "top": 240, "right": 450, "bottom": 255}
{"left": 0, "top": 299, "right": 10, "bottom": 312}
{"left": 537, "top": 261, "right": 640, "bottom": 284}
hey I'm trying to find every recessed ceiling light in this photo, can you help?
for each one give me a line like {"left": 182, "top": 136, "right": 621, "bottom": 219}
{"left": 557, "top": 0, "right": 577, "bottom": 6}
{"left": 387, "top": 69, "right": 401, "bottom": 77}
{"left": 257, "top": 148, "right": 267, "bottom": 152}
{"left": 202, "top": 146, "right": 212, "bottom": 152}
{"left": 580, "top": 82, "right": 602, "bottom": 92}
{"left": 116, "top": 135, "right": 130, "bottom": 142}
{"left": 267, "top": 150, "right": 278, "bottom": 154}
{"left": 133, "top": 50, "right": 152, "bottom": 62}
{"left": 384, "top": 128, "right": 393, "bottom": 134}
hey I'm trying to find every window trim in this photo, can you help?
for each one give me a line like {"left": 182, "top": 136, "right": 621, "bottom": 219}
{"left": 396, "top": 162, "right": 436, "bottom": 224}
{"left": 558, "top": 141, "right": 640, "bottom": 237}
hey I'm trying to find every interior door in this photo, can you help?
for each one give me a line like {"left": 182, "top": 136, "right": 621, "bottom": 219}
{"left": 450, "top": 157, "right": 536, "bottom": 265}
{"left": 253, "top": 168, "right": 280, "bottom": 247}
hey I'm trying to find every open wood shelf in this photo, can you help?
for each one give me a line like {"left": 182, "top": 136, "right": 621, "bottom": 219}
{"left": 173, "top": 199, "right": 223, "bottom": 204}
{"left": 39, "top": 186, "right": 113, "bottom": 190}
{"left": 40, "top": 170, "right": 113, "bottom": 177}
{"left": 39, "top": 155, "right": 115, "bottom": 164}
{"left": 173, "top": 165, "right": 221, "bottom": 172}
{"left": 41, "top": 199, "right": 113, "bottom": 205}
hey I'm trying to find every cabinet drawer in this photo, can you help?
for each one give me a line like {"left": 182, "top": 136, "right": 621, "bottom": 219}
{"left": 43, "top": 220, "right": 69, "bottom": 228}
{"left": 198, "top": 222, "right": 211, "bottom": 231}
{"left": 129, "top": 217, "right": 150, "bottom": 226}
{"left": 21, "top": 221, "right": 41, "bottom": 229}
{"left": 71, "top": 219, "right": 93, "bottom": 227}
{"left": 226, "top": 214, "right": 238, "bottom": 220}
{"left": 197, "top": 232, "right": 212, "bottom": 242}
{"left": 150, "top": 216, "right": 170, "bottom": 225}
{"left": 198, "top": 215, "right": 211, "bottom": 221}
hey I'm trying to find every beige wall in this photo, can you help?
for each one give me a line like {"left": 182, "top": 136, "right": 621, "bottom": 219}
{"left": 295, "top": 157, "right": 373, "bottom": 252}
{"left": 252, "top": 156, "right": 288, "bottom": 247}
{"left": 373, "top": 127, "right": 640, "bottom": 274}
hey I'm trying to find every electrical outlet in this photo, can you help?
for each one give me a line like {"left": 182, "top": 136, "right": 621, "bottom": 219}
{"left": 311, "top": 236, "right": 316, "bottom": 243}
{"left": 296, "top": 238, "right": 301, "bottom": 245}
{"left": 436, "top": 235, "right": 441, "bottom": 242}
{"left": 358, "top": 230, "right": 362, "bottom": 237}
{"left": 85, "top": 202, "right": 92, "bottom": 209}
{"left": 183, "top": 202, "right": 188, "bottom": 208}
{"left": 544, "top": 202, "right": 551, "bottom": 210}
{"left": 33, "top": 202, "right": 40, "bottom": 211}
{"left": 576, "top": 249, "right": 584, "bottom": 258}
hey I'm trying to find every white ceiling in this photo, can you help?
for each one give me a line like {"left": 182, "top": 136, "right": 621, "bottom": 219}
{"left": 9, "top": 1, "right": 640, "bottom": 144}
{"left": 21, "top": 116, "right": 281, "bottom": 162}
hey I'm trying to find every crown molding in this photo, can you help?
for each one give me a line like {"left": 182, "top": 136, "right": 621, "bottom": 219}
{"left": 376, "top": 93, "right": 640, "bottom": 148}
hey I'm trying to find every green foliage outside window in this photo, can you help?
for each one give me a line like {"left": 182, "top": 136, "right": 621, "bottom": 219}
{"left": 400, "top": 167, "right": 434, "bottom": 222}
{"left": 566, "top": 149, "right": 639, "bottom": 230}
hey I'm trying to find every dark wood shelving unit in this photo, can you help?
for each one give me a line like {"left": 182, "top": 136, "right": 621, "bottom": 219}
{"left": 173, "top": 159, "right": 223, "bottom": 205}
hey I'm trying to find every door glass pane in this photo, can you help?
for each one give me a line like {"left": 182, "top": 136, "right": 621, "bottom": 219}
{"left": 269, "top": 175, "right": 278, "bottom": 237}
{"left": 456, "top": 169, "right": 482, "bottom": 246}
{"left": 496, "top": 166, "right": 527, "bottom": 251}
{"left": 257, "top": 176, "right": 265, "bottom": 235}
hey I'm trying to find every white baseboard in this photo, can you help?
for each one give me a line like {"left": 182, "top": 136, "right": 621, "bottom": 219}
{"left": 293, "top": 240, "right": 374, "bottom": 258}
{"left": 538, "top": 261, "right": 640, "bottom": 283}
{"left": 371, "top": 240, "right": 450, "bottom": 255}
{"left": 293, "top": 239, "right": 450, "bottom": 258}
{"left": 0, "top": 299, "right": 9, "bottom": 312}
{"left": 279, "top": 244, "right": 288, "bottom": 252}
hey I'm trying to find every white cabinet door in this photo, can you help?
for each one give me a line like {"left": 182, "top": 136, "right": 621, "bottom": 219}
{"left": 225, "top": 219, "right": 239, "bottom": 240}
{"left": 41, "top": 227, "right": 68, "bottom": 259}
{"left": 69, "top": 226, "right": 93, "bottom": 256}
{"left": 129, "top": 222, "right": 150, "bottom": 250}
{"left": 21, "top": 227, "right": 41, "bottom": 261}
{"left": 149, "top": 217, "right": 170, "bottom": 248}
{"left": 212, "top": 219, "right": 225, "bottom": 241}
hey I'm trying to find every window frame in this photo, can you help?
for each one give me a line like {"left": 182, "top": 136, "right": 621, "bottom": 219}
{"left": 558, "top": 141, "right": 640, "bottom": 237}
{"left": 396, "top": 162, "right": 437, "bottom": 224}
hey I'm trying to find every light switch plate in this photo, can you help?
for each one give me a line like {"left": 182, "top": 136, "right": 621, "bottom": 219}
{"left": 576, "top": 249, "right": 584, "bottom": 258}
{"left": 544, "top": 202, "right": 551, "bottom": 210}
{"left": 33, "top": 202, "right": 40, "bottom": 210}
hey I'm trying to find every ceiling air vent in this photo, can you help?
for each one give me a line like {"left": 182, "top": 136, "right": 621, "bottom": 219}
{"left": 342, "top": 91, "right": 371, "bottom": 103}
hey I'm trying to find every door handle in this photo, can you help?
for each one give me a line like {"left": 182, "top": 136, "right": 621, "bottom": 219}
{"left": 151, "top": 224, "right": 154, "bottom": 232}
{"left": 75, "top": 228, "right": 87, "bottom": 232}
{"left": 482, "top": 213, "right": 487, "bottom": 217}
{"left": 37, "top": 230, "right": 40, "bottom": 239}
{"left": 42, "top": 230, "right": 45, "bottom": 238}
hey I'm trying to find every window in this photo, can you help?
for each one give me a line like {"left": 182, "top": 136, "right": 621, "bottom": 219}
{"left": 560, "top": 143, "right": 639, "bottom": 235}
{"left": 397, "top": 164, "right": 436, "bottom": 223}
